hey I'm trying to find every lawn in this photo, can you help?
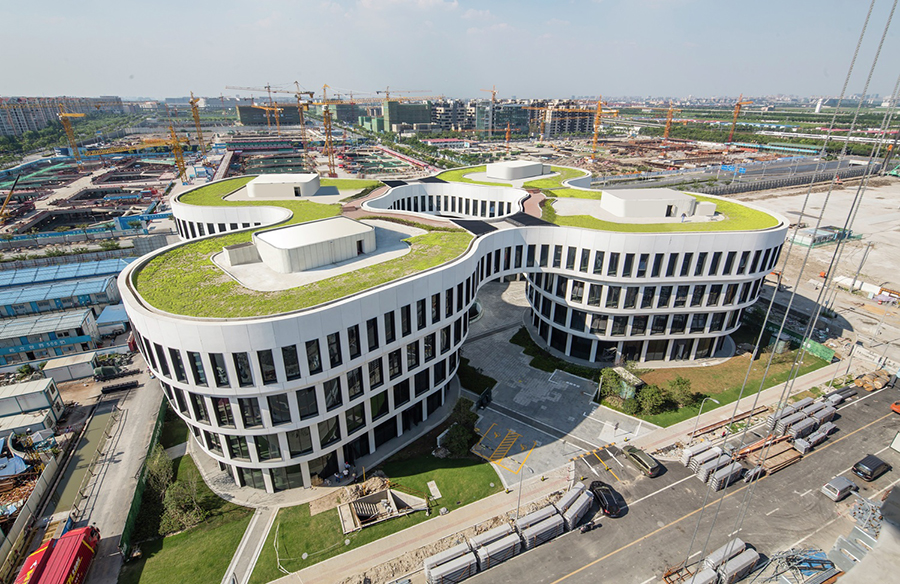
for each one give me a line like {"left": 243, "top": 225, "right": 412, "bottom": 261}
{"left": 543, "top": 187, "right": 603, "bottom": 200}
{"left": 542, "top": 193, "right": 780, "bottom": 233}
{"left": 635, "top": 349, "right": 830, "bottom": 427}
{"left": 457, "top": 357, "right": 497, "bottom": 395}
{"left": 177, "top": 176, "right": 382, "bottom": 206}
{"left": 118, "top": 456, "right": 253, "bottom": 584}
{"left": 157, "top": 405, "right": 188, "bottom": 449}
{"left": 134, "top": 230, "right": 472, "bottom": 318}
{"left": 435, "top": 165, "right": 512, "bottom": 186}
{"left": 249, "top": 455, "right": 500, "bottom": 584}
{"left": 522, "top": 166, "right": 587, "bottom": 189}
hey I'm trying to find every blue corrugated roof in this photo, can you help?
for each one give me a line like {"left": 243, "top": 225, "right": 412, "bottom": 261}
{"left": 0, "top": 276, "right": 114, "bottom": 306}
{"left": 0, "top": 259, "right": 135, "bottom": 289}
{"left": 0, "top": 309, "right": 92, "bottom": 339}
{"left": 96, "top": 303, "right": 128, "bottom": 325}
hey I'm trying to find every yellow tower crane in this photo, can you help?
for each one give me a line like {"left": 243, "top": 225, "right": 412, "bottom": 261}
{"left": 525, "top": 99, "right": 618, "bottom": 158}
{"left": 169, "top": 125, "right": 187, "bottom": 183}
{"left": 58, "top": 104, "right": 86, "bottom": 164}
{"left": 189, "top": 92, "right": 206, "bottom": 155}
{"left": 728, "top": 94, "right": 753, "bottom": 144}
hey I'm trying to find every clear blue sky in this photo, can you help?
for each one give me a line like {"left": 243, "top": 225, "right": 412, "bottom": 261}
{"left": 5, "top": 0, "right": 899, "bottom": 100}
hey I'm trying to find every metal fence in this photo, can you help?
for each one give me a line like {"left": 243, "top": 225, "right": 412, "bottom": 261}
{"left": 694, "top": 164, "right": 880, "bottom": 196}
{"left": 118, "top": 398, "right": 168, "bottom": 560}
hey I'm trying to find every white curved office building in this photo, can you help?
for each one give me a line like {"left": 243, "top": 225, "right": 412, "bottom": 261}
{"left": 119, "top": 167, "right": 787, "bottom": 492}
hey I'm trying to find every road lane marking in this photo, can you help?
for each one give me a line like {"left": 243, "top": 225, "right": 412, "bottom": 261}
{"left": 765, "top": 508, "right": 780, "bottom": 516}
{"left": 627, "top": 475, "right": 694, "bottom": 508}
{"left": 688, "top": 551, "right": 701, "bottom": 559}
{"left": 593, "top": 451, "right": 620, "bottom": 481}
{"left": 548, "top": 412, "right": 895, "bottom": 584}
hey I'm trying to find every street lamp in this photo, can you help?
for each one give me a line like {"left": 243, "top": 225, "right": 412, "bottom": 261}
{"left": 689, "top": 397, "right": 720, "bottom": 442}
{"left": 514, "top": 465, "right": 535, "bottom": 523}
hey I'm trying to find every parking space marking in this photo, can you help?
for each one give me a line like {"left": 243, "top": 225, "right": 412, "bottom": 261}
{"left": 766, "top": 508, "right": 780, "bottom": 516}
{"left": 473, "top": 422, "right": 496, "bottom": 451}
{"left": 494, "top": 441, "right": 537, "bottom": 475}
{"left": 593, "top": 450, "right": 620, "bottom": 482}
{"left": 627, "top": 475, "right": 694, "bottom": 508}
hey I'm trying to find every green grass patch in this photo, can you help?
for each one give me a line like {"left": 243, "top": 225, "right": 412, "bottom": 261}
{"left": 178, "top": 176, "right": 382, "bottom": 206}
{"left": 135, "top": 230, "right": 472, "bottom": 318}
{"left": 435, "top": 165, "right": 511, "bottom": 187}
{"left": 546, "top": 187, "right": 604, "bottom": 200}
{"left": 509, "top": 327, "right": 602, "bottom": 382}
{"left": 522, "top": 166, "right": 587, "bottom": 189}
{"left": 157, "top": 405, "right": 188, "bottom": 450}
{"left": 542, "top": 194, "right": 780, "bottom": 233}
{"left": 118, "top": 456, "right": 253, "bottom": 584}
{"left": 320, "top": 178, "right": 383, "bottom": 192}
{"left": 457, "top": 357, "right": 497, "bottom": 395}
{"left": 637, "top": 351, "right": 830, "bottom": 427}
{"left": 249, "top": 455, "right": 500, "bottom": 584}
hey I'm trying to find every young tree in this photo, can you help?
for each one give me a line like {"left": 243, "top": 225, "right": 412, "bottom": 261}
{"left": 668, "top": 375, "right": 697, "bottom": 407}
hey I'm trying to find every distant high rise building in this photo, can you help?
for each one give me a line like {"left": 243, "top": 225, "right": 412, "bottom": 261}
{"left": 0, "top": 96, "right": 124, "bottom": 137}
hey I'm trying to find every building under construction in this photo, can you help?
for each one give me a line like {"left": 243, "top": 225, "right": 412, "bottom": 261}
{"left": 0, "top": 96, "right": 124, "bottom": 137}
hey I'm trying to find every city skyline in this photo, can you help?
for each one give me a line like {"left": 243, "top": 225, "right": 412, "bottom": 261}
{"left": 5, "top": 0, "right": 899, "bottom": 100}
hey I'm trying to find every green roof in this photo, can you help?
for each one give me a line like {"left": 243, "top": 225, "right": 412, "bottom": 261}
{"left": 134, "top": 177, "right": 472, "bottom": 318}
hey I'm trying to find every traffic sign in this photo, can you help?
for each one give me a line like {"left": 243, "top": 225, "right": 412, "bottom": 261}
{"left": 738, "top": 167, "right": 746, "bottom": 174}
{"left": 722, "top": 165, "right": 735, "bottom": 171}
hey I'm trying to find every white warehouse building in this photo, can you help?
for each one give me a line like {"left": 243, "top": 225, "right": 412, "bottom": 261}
{"left": 119, "top": 166, "right": 787, "bottom": 492}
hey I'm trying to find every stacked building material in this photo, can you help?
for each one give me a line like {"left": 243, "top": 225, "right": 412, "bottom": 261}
{"left": 553, "top": 483, "right": 585, "bottom": 516}
{"left": 717, "top": 548, "right": 759, "bottom": 583}
{"left": 681, "top": 443, "right": 713, "bottom": 467}
{"left": 774, "top": 412, "right": 806, "bottom": 436}
{"left": 818, "top": 421, "right": 837, "bottom": 435}
{"left": 787, "top": 417, "right": 818, "bottom": 440}
{"left": 562, "top": 492, "right": 593, "bottom": 531}
{"left": 793, "top": 438, "right": 812, "bottom": 454}
{"left": 696, "top": 454, "right": 732, "bottom": 483}
{"left": 792, "top": 397, "right": 815, "bottom": 410}
{"left": 766, "top": 405, "right": 797, "bottom": 431}
{"left": 520, "top": 514, "right": 565, "bottom": 550}
{"left": 702, "top": 538, "right": 746, "bottom": 571}
{"left": 709, "top": 462, "right": 743, "bottom": 491}
{"left": 801, "top": 402, "right": 827, "bottom": 417}
{"left": 750, "top": 441, "right": 801, "bottom": 473}
{"left": 689, "top": 447, "right": 723, "bottom": 472}
{"left": 474, "top": 533, "right": 521, "bottom": 570}
{"left": 469, "top": 524, "right": 513, "bottom": 550}
{"left": 812, "top": 406, "right": 836, "bottom": 425}
{"left": 425, "top": 542, "right": 475, "bottom": 584}
{"left": 514, "top": 506, "right": 558, "bottom": 533}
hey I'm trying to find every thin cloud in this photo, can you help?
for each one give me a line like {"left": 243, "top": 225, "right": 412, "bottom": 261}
{"left": 462, "top": 8, "right": 492, "bottom": 19}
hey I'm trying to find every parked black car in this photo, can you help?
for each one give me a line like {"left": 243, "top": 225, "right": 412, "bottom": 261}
{"left": 851, "top": 454, "right": 890, "bottom": 482}
{"left": 589, "top": 481, "right": 621, "bottom": 517}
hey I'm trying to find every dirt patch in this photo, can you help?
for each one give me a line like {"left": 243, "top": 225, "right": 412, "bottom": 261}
{"left": 309, "top": 475, "right": 391, "bottom": 516}
{"left": 335, "top": 490, "right": 566, "bottom": 584}
{"left": 640, "top": 351, "right": 797, "bottom": 395}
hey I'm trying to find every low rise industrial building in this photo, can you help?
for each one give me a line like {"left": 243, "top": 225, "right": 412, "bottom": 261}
{"left": 0, "top": 276, "right": 121, "bottom": 318}
{"left": 0, "top": 309, "right": 99, "bottom": 365}
{"left": 0, "top": 378, "right": 65, "bottom": 434}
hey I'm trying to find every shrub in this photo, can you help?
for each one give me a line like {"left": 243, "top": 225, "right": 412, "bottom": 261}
{"left": 637, "top": 385, "right": 667, "bottom": 415}
{"left": 668, "top": 375, "right": 698, "bottom": 407}
{"left": 444, "top": 424, "right": 477, "bottom": 457}
{"left": 622, "top": 397, "right": 642, "bottom": 416}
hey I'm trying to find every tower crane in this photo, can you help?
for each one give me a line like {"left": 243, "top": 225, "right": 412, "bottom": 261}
{"left": 189, "top": 92, "right": 206, "bottom": 155}
{"left": 727, "top": 94, "right": 753, "bottom": 143}
{"left": 375, "top": 87, "right": 431, "bottom": 101}
{"left": 58, "top": 104, "right": 86, "bottom": 164}
{"left": 480, "top": 85, "right": 499, "bottom": 137}
{"left": 169, "top": 125, "right": 187, "bottom": 183}
{"left": 251, "top": 103, "right": 284, "bottom": 135}
{"left": 524, "top": 98, "right": 618, "bottom": 158}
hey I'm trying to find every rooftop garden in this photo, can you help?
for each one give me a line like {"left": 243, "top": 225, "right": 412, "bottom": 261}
{"left": 542, "top": 193, "right": 780, "bottom": 233}
{"left": 522, "top": 166, "right": 587, "bottom": 189}
{"left": 177, "top": 176, "right": 382, "bottom": 206}
{"left": 434, "top": 165, "right": 511, "bottom": 187}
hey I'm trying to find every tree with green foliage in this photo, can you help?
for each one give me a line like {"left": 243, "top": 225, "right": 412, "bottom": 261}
{"left": 599, "top": 368, "right": 620, "bottom": 399}
{"left": 668, "top": 375, "right": 698, "bottom": 407}
{"left": 159, "top": 471, "right": 207, "bottom": 535}
{"left": 444, "top": 399, "right": 479, "bottom": 457}
{"left": 622, "top": 397, "right": 641, "bottom": 416}
{"left": 637, "top": 385, "right": 667, "bottom": 415}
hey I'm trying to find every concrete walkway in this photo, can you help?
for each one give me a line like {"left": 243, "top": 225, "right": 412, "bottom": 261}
{"left": 221, "top": 506, "right": 278, "bottom": 584}
{"left": 164, "top": 442, "right": 187, "bottom": 459}
{"left": 272, "top": 469, "right": 571, "bottom": 584}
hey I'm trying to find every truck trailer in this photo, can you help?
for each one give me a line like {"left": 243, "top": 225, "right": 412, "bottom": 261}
{"left": 15, "top": 526, "right": 101, "bottom": 584}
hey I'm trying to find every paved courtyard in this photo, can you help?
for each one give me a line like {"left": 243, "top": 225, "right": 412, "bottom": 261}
{"left": 462, "top": 280, "right": 657, "bottom": 487}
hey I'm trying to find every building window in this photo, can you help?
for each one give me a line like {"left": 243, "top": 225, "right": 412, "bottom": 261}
{"left": 737, "top": 251, "right": 750, "bottom": 275}
{"left": 415, "top": 369, "right": 430, "bottom": 396}
{"left": 723, "top": 251, "right": 737, "bottom": 275}
{"left": 256, "top": 435, "right": 281, "bottom": 461}
{"left": 327, "top": 332, "right": 343, "bottom": 368}
{"left": 424, "top": 333, "right": 436, "bottom": 362}
{"left": 587, "top": 284, "right": 602, "bottom": 307}
{"left": 724, "top": 284, "right": 738, "bottom": 305}
{"left": 539, "top": 244, "right": 549, "bottom": 267}
{"left": 607, "top": 252, "right": 619, "bottom": 276}
{"left": 189, "top": 393, "right": 209, "bottom": 423}
{"left": 384, "top": 312, "right": 397, "bottom": 344}
{"left": 324, "top": 377, "right": 343, "bottom": 411}
{"left": 366, "top": 318, "right": 379, "bottom": 351}
{"left": 566, "top": 247, "right": 577, "bottom": 270}
{"left": 553, "top": 245, "right": 563, "bottom": 268}
{"left": 571, "top": 281, "right": 584, "bottom": 303}
{"left": 434, "top": 360, "right": 447, "bottom": 384}
{"left": 690, "top": 285, "right": 706, "bottom": 307}
{"left": 188, "top": 352, "right": 207, "bottom": 386}
{"left": 605, "top": 286, "right": 621, "bottom": 309}
{"left": 431, "top": 294, "right": 441, "bottom": 324}
{"left": 227, "top": 436, "right": 250, "bottom": 460}
{"left": 306, "top": 339, "right": 322, "bottom": 374}
{"left": 239, "top": 398, "right": 263, "bottom": 428}
{"left": 651, "top": 314, "right": 668, "bottom": 335}
{"left": 555, "top": 276, "right": 568, "bottom": 298}
{"left": 690, "top": 313, "right": 708, "bottom": 333}
{"left": 389, "top": 349, "right": 402, "bottom": 379}
{"left": 666, "top": 254, "right": 678, "bottom": 277}
{"left": 318, "top": 417, "right": 341, "bottom": 448}
{"left": 695, "top": 252, "right": 708, "bottom": 276}
{"left": 268, "top": 394, "right": 292, "bottom": 425}
{"left": 623, "top": 287, "right": 639, "bottom": 309}
{"left": 205, "top": 431, "right": 222, "bottom": 455}
{"left": 296, "top": 387, "right": 318, "bottom": 419}
{"left": 347, "top": 367, "right": 364, "bottom": 400}
{"left": 407, "top": 341, "right": 420, "bottom": 369}
{"left": 346, "top": 403, "right": 366, "bottom": 435}
{"left": 393, "top": 379, "right": 411, "bottom": 407}
{"left": 233, "top": 353, "right": 253, "bottom": 387}
{"left": 257, "top": 350, "right": 278, "bottom": 384}
{"left": 590, "top": 314, "right": 608, "bottom": 335}
{"left": 287, "top": 428, "right": 313, "bottom": 457}
{"left": 214, "top": 398, "right": 235, "bottom": 427}
{"left": 670, "top": 314, "right": 688, "bottom": 334}
{"left": 281, "top": 345, "right": 302, "bottom": 381}
{"left": 570, "top": 309, "right": 586, "bottom": 332}
{"left": 445, "top": 289, "right": 454, "bottom": 318}
{"left": 637, "top": 254, "right": 649, "bottom": 278}
{"left": 417, "top": 299, "right": 427, "bottom": 330}
{"left": 622, "top": 253, "right": 634, "bottom": 277}
{"left": 709, "top": 251, "right": 722, "bottom": 275}
{"left": 657, "top": 285, "right": 672, "bottom": 308}
{"left": 707, "top": 284, "right": 722, "bottom": 306}
{"left": 401, "top": 305, "right": 411, "bottom": 337}
{"left": 641, "top": 287, "right": 655, "bottom": 309}
{"left": 593, "top": 251, "right": 605, "bottom": 275}
{"left": 652, "top": 254, "right": 663, "bottom": 277}
{"left": 369, "top": 358, "right": 384, "bottom": 389}
{"left": 347, "top": 325, "right": 361, "bottom": 360}
{"left": 674, "top": 285, "right": 689, "bottom": 308}
{"left": 611, "top": 316, "right": 628, "bottom": 336}
{"left": 680, "top": 252, "right": 693, "bottom": 277}
{"left": 210, "top": 353, "right": 229, "bottom": 387}
{"left": 370, "top": 390, "right": 389, "bottom": 421}
{"left": 527, "top": 244, "right": 536, "bottom": 267}
{"left": 631, "top": 315, "right": 648, "bottom": 336}
{"left": 168, "top": 348, "right": 187, "bottom": 383}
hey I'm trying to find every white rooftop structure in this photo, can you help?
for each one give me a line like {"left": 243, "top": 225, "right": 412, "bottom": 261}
{"left": 0, "top": 378, "right": 55, "bottom": 401}
{"left": 486, "top": 160, "right": 549, "bottom": 180}
{"left": 0, "top": 310, "right": 94, "bottom": 340}
{"left": 599, "top": 188, "right": 716, "bottom": 220}
{"left": 247, "top": 173, "right": 320, "bottom": 198}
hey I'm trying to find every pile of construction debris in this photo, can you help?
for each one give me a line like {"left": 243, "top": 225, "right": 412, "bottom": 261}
{"left": 309, "top": 474, "right": 389, "bottom": 516}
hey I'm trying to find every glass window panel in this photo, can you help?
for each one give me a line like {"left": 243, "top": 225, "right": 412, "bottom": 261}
{"left": 257, "top": 350, "right": 278, "bottom": 384}
{"left": 268, "top": 394, "right": 292, "bottom": 425}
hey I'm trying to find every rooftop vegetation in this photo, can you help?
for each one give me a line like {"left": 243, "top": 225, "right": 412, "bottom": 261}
{"left": 176, "top": 176, "right": 381, "bottom": 206}
{"left": 522, "top": 166, "right": 587, "bottom": 189}
{"left": 434, "top": 165, "right": 511, "bottom": 187}
{"left": 542, "top": 192, "right": 780, "bottom": 233}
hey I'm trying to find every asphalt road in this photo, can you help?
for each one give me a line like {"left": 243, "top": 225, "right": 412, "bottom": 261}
{"left": 470, "top": 386, "right": 900, "bottom": 584}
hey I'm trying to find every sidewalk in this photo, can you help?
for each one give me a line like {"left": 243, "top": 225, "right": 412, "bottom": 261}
{"left": 272, "top": 469, "right": 571, "bottom": 584}
{"left": 221, "top": 506, "right": 278, "bottom": 584}
{"left": 630, "top": 359, "right": 856, "bottom": 454}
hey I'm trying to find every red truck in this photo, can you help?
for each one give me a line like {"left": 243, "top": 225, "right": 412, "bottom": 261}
{"left": 15, "top": 526, "right": 101, "bottom": 584}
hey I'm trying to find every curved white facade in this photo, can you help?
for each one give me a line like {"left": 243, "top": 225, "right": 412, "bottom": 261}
{"left": 361, "top": 182, "right": 528, "bottom": 221}
{"left": 123, "top": 173, "right": 787, "bottom": 492}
